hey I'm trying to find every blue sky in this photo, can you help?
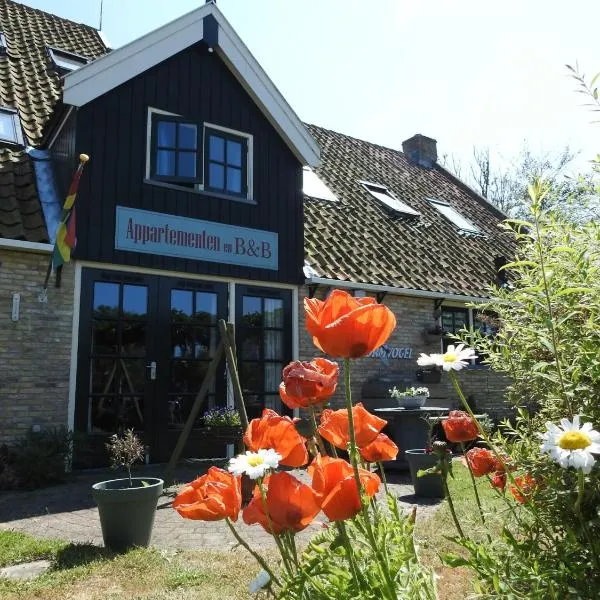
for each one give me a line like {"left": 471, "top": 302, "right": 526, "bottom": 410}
{"left": 21, "top": 1, "right": 600, "bottom": 173}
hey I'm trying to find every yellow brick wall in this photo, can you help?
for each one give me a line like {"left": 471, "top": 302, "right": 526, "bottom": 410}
{"left": 0, "top": 248, "right": 74, "bottom": 444}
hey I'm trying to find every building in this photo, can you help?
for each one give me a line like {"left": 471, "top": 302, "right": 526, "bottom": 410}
{"left": 0, "top": 0, "right": 515, "bottom": 466}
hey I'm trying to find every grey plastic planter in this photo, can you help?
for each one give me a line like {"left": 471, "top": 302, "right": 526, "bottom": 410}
{"left": 92, "top": 477, "right": 163, "bottom": 552}
{"left": 405, "top": 450, "right": 444, "bottom": 498}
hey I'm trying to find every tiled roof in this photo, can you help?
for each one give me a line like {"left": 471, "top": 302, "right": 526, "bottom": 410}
{"left": 303, "top": 124, "right": 516, "bottom": 298}
{"left": 0, "top": 0, "right": 107, "bottom": 242}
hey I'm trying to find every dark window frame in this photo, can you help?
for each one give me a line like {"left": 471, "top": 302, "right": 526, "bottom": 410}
{"left": 150, "top": 114, "right": 202, "bottom": 184}
{"left": 441, "top": 306, "right": 469, "bottom": 353}
{"left": 204, "top": 127, "right": 248, "bottom": 198}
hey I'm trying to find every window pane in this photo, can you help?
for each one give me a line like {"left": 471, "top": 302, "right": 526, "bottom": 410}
{"left": 265, "top": 362, "right": 283, "bottom": 393}
{"left": 171, "top": 326, "right": 194, "bottom": 358}
{"left": 195, "top": 292, "right": 217, "bottom": 324}
{"left": 121, "top": 322, "right": 147, "bottom": 357}
{"left": 208, "top": 163, "right": 224, "bottom": 190}
{"left": 177, "top": 151, "right": 197, "bottom": 178}
{"left": 156, "top": 150, "right": 176, "bottom": 176}
{"left": 157, "top": 121, "right": 176, "bottom": 147}
{"left": 226, "top": 140, "right": 242, "bottom": 167}
{"left": 93, "top": 282, "right": 119, "bottom": 317}
{"left": 264, "top": 298, "right": 283, "bottom": 327}
{"left": 0, "top": 112, "right": 16, "bottom": 142}
{"left": 241, "top": 331, "right": 262, "bottom": 360}
{"left": 179, "top": 123, "right": 197, "bottom": 150}
{"left": 170, "top": 360, "right": 209, "bottom": 394}
{"left": 122, "top": 285, "right": 147, "bottom": 317}
{"left": 90, "top": 396, "right": 144, "bottom": 433}
{"left": 226, "top": 167, "right": 242, "bottom": 194}
{"left": 194, "top": 327, "right": 217, "bottom": 359}
{"left": 209, "top": 135, "right": 225, "bottom": 162}
{"left": 242, "top": 296, "right": 262, "bottom": 327}
{"left": 91, "top": 321, "right": 117, "bottom": 355}
{"left": 171, "top": 289, "right": 193, "bottom": 320}
{"left": 264, "top": 331, "right": 283, "bottom": 360}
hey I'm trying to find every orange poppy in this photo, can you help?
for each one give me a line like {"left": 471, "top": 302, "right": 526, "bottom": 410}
{"left": 359, "top": 433, "right": 399, "bottom": 463}
{"left": 242, "top": 471, "right": 320, "bottom": 534}
{"left": 244, "top": 409, "right": 308, "bottom": 468}
{"left": 173, "top": 466, "right": 241, "bottom": 521}
{"left": 318, "top": 403, "right": 387, "bottom": 450}
{"left": 464, "top": 447, "right": 497, "bottom": 477}
{"left": 442, "top": 411, "right": 479, "bottom": 443}
{"left": 309, "top": 455, "right": 380, "bottom": 521}
{"left": 510, "top": 474, "right": 536, "bottom": 504}
{"left": 304, "top": 289, "right": 396, "bottom": 358}
{"left": 279, "top": 358, "right": 339, "bottom": 409}
{"left": 490, "top": 471, "right": 507, "bottom": 492}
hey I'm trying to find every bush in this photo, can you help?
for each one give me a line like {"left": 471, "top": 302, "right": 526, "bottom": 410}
{"left": 0, "top": 427, "right": 73, "bottom": 490}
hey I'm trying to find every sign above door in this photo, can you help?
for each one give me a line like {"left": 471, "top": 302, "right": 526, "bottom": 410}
{"left": 115, "top": 206, "right": 278, "bottom": 270}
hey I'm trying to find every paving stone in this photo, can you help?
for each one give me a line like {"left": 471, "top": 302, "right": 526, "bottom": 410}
{"left": 0, "top": 560, "right": 52, "bottom": 580}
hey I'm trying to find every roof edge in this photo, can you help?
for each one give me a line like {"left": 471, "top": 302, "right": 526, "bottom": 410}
{"left": 305, "top": 277, "right": 488, "bottom": 303}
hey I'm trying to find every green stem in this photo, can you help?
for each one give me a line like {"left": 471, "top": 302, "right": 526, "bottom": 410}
{"left": 574, "top": 470, "right": 600, "bottom": 571}
{"left": 461, "top": 442, "right": 490, "bottom": 541}
{"left": 337, "top": 522, "right": 362, "bottom": 587}
{"left": 225, "top": 518, "right": 280, "bottom": 587}
{"left": 308, "top": 405, "right": 328, "bottom": 456}
{"left": 443, "top": 476, "right": 466, "bottom": 539}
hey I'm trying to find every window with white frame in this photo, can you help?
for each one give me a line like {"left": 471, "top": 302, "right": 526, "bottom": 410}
{"left": 429, "top": 198, "right": 480, "bottom": 234}
{"left": 0, "top": 107, "right": 23, "bottom": 145}
{"left": 360, "top": 181, "right": 419, "bottom": 216}
{"left": 303, "top": 167, "right": 337, "bottom": 201}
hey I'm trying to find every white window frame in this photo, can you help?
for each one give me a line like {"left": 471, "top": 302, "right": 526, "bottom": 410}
{"left": 360, "top": 180, "right": 419, "bottom": 216}
{"left": 48, "top": 46, "right": 89, "bottom": 73}
{"left": 0, "top": 106, "right": 23, "bottom": 145}
{"left": 428, "top": 198, "right": 480, "bottom": 234}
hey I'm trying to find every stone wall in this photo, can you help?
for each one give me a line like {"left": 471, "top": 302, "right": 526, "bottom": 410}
{"left": 298, "top": 286, "right": 511, "bottom": 419}
{"left": 0, "top": 247, "right": 74, "bottom": 445}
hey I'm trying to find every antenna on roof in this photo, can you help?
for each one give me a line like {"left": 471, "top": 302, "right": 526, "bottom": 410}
{"left": 99, "top": 0, "right": 104, "bottom": 30}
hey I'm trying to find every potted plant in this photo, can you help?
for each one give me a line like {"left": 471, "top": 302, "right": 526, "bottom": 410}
{"left": 91, "top": 430, "right": 163, "bottom": 552}
{"left": 200, "top": 407, "right": 243, "bottom": 443}
{"left": 389, "top": 385, "right": 430, "bottom": 409}
{"left": 405, "top": 417, "right": 447, "bottom": 498}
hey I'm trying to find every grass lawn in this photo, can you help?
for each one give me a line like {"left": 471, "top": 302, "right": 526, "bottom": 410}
{"left": 0, "top": 463, "right": 510, "bottom": 599}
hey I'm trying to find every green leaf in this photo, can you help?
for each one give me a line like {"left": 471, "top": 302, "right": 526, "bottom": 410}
{"left": 553, "top": 287, "right": 593, "bottom": 297}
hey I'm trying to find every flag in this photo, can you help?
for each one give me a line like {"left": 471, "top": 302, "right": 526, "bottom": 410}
{"left": 51, "top": 154, "right": 89, "bottom": 271}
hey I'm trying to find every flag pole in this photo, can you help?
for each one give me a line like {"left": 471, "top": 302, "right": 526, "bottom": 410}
{"left": 40, "top": 153, "right": 89, "bottom": 299}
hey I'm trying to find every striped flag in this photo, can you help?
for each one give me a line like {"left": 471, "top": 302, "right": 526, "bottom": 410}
{"left": 51, "top": 153, "right": 89, "bottom": 271}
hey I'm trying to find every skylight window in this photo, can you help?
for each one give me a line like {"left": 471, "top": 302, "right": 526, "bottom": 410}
{"left": 0, "top": 32, "right": 7, "bottom": 55}
{"left": 0, "top": 107, "right": 23, "bottom": 145}
{"left": 360, "top": 181, "right": 419, "bottom": 216}
{"left": 48, "top": 47, "right": 89, "bottom": 73}
{"left": 303, "top": 167, "right": 337, "bottom": 201}
{"left": 429, "top": 198, "right": 480, "bottom": 233}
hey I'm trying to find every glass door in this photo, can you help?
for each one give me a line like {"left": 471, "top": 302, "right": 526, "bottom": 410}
{"left": 235, "top": 286, "right": 292, "bottom": 419}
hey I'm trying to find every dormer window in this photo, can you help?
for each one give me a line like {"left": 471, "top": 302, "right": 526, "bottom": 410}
{"left": 48, "top": 47, "right": 88, "bottom": 73}
{"left": 428, "top": 198, "right": 480, "bottom": 234}
{"left": 303, "top": 167, "right": 337, "bottom": 201}
{"left": 0, "top": 107, "right": 23, "bottom": 145}
{"left": 360, "top": 181, "right": 419, "bottom": 216}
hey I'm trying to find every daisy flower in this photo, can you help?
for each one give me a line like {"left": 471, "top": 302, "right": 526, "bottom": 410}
{"left": 540, "top": 415, "right": 600, "bottom": 474}
{"left": 228, "top": 449, "right": 281, "bottom": 480}
{"left": 417, "top": 344, "right": 476, "bottom": 371}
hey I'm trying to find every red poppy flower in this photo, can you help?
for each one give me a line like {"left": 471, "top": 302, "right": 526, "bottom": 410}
{"left": 304, "top": 289, "right": 396, "bottom": 358}
{"left": 309, "top": 455, "right": 380, "bottom": 521}
{"left": 442, "top": 411, "right": 479, "bottom": 443}
{"left": 279, "top": 358, "right": 339, "bottom": 409}
{"left": 359, "top": 433, "right": 399, "bottom": 463}
{"left": 173, "top": 467, "right": 241, "bottom": 521}
{"left": 490, "top": 471, "right": 507, "bottom": 492}
{"left": 464, "top": 447, "right": 497, "bottom": 477}
{"left": 242, "top": 471, "right": 320, "bottom": 534}
{"left": 244, "top": 409, "right": 308, "bottom": 468}
{"left": 318, "top": 403, "right": 387, "bottom": 450}
{"left": 510, "top": 474, "right": 536, "bottom": 504}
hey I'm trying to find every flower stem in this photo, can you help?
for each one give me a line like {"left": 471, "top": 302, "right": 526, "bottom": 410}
{"left": 574, "top": 470, "right": 600, "bottom": 571}
{"left": 443, "top": 476, "right": 466, "bottom": 539}
{"left": 461, "top": 442, "right": 490, "bottom": 541}
{"left": 337, "top": 522, "right": 363, "bottom": 587}
{"left": 308, "top": 405, "right": 328, "bottom": 456}
{"left": 225, "top": 518, "right": 280, "bottom": 587}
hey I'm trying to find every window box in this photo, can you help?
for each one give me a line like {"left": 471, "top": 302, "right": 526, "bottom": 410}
{"left": 197, "top": 425, "right": 243, "bottom": 444}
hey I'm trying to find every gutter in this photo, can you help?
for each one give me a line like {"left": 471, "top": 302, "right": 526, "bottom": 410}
{"left": 0, "top": 238, "right": 52, "bottom": 253}
{"left": 304, "top": 277, "right": 488, "bottom": 303}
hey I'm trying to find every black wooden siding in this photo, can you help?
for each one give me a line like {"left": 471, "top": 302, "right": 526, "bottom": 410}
{"left": 71, "top": 42, "right": 304, "bottom": 284}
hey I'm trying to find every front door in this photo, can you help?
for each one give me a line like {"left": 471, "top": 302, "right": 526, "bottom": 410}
{"left": 75, "top": 269, "right": 227, "bottom": 466}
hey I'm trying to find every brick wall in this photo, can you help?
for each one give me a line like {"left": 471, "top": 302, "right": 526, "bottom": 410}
{"left": 298, "top": 286, "right": 510, "bottom": 419}
{"left": 0, "top": 248, "right": 74, "bottom": 445}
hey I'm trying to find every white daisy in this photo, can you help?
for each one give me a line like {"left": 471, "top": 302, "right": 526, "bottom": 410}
{"left": 540, "top": 415, "right": 600, "bottom": 474}
{"left": 417, "top": 344, "right": 476, "bottom": 371}
{"left": 228, "top": 449, "right": 281, "bottom": 480}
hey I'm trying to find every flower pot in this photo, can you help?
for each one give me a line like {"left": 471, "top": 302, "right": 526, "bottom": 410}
{"left": 404, "top": 450, "right": 444, "bottom": 498}
{"left": 92, "top": 477, "right": 163, "bottom": 552}
{"left": 199, "top": 426, "right": 244, "bottom": 444}
{"left": 397, "top": 395, "right": 428, "bottom": 409}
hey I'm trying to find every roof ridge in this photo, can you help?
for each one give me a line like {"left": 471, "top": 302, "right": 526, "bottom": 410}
{"left": 2, "top": 0, "right": 101, "bottom": 33}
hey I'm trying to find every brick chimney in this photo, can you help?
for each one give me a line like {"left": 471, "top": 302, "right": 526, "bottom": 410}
{"left": 402, "top": 134, "right": 438, "bottom": 168}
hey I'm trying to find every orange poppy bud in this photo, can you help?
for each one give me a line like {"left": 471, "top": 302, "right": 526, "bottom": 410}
{"left": 242, "top": 472, "right": 320, "bottom": 535}
{"left": 173, "top": 467, "right": 241, "bottom": 521}
{"left": 304, "top": 289, "right": 396, "bottom": 358}
{"left": 309, "top": 455, "right": 380, "bottom": 521}
{"left": 318, "top": 403, "right": 387, "bottom": 450}
{"left": 244, "top": 409, "right": 308, "bottom": 468}
{"left": 359, "top": 433, "right": 399, "bottom": 463}
{"left": 464, "top": 447, "right": 497, "bottom": 477}
{"left": 279, "top": 358, "right": 339, "bottom": 409}
{"left": 490, "top": 471, "right": 507, "bottom": 492}
{"left": 442, "top": 410, "right": 479, "bottom": 443}
{"left": 510, "top": 474, "right": 536, "bottom": 504}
